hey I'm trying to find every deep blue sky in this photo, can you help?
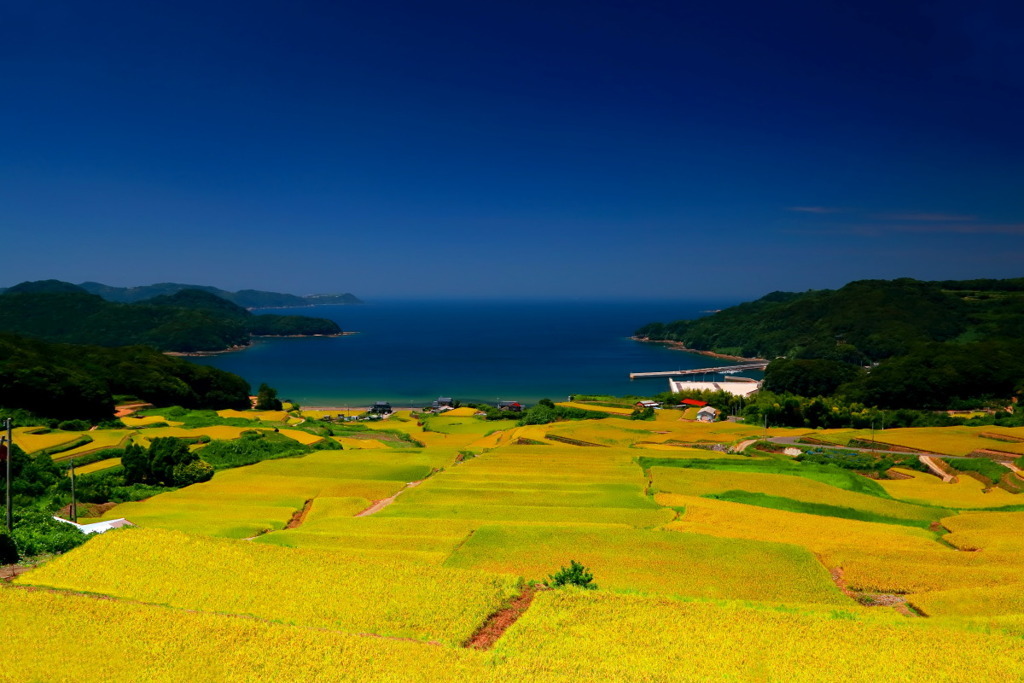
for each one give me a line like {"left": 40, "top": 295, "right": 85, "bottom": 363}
{"left": 2, "top": 1, "right": 1022, "bottom": 299}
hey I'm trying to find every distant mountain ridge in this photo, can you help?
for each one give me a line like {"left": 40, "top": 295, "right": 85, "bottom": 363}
{"left": 66, "top": 282, "right": 362, "bottom": 308}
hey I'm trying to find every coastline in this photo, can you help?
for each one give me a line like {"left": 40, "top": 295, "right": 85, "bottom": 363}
{"left": 631, "top": 336, "right": 767, "bottom": 363}
{"left": 247, "top": 302, "right": 363, "bottom": 311}
{"left": 250, "top": 331, "right": 359, "bottom": 339}
{"left": 165, "top": 344, "right": 252, "bottom": 358}
{"left": 165, "top": 332, "right": 360, "bottom": 357}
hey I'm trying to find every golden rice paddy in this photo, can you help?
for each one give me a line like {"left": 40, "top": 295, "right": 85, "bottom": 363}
{"left": 8, "top": 408, "right": 1024, "bottom": 680}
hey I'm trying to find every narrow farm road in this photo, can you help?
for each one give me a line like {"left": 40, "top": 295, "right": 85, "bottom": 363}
{"left": 356, "top": 481, "right": 422, "bottom": 517}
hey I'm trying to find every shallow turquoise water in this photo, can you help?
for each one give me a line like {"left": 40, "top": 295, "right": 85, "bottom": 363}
{"left": 190, "top": 299, "right": 751, "bottom": 407}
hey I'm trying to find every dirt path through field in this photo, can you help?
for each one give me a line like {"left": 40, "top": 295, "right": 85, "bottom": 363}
{"left": 464, "top": 586, "right": 540, "bottom": 649}
{"left": 356, "top": 481, "right": 422, "bottom": 517}
{"left": 919, "top": 455, "right": 955, "bottom": 482}
{"left": 731, "top": 439, "right": 757, "bottom": 453}
{"left": 826, "top": 564, "right": 917, "bottom": 617}
{"left": 286, "top": 499, "right": 315, "bottom": 529}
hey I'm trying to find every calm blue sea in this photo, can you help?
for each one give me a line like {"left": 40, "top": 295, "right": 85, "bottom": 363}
{"left": 190, "top": 299, "right": 749, "bottom": 407}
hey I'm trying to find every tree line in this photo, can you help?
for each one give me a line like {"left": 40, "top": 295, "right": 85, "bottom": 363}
{"left": 0, "top": 332, "right": 251, "bottom": 421}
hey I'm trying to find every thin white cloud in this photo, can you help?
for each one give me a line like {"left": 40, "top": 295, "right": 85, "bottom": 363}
{"left": 871, "top": 212, "right": 978, "bottom": 222}
{"left": 783, "top": 223, "right": 1024, "bottom": 236}
{"left": 786, "top": 206, "right": 845, "bottom": 214}
{"left": 885, "top": 222, "right": 1024, "bottom": 235}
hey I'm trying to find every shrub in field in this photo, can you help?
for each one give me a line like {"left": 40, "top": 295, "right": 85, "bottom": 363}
{"left": 10, "top": 511, "right": 86, "bottom": 557}
{"left": 630, "top": 406, "right": 655, "bottom": 420}
{"left": 172, "top": 459, "right": 214, "bottom": 486}
{"left": 547, "top": 560, "right": 597, "bottom": 590}
{"left": 123, "top": 437, "right": 213, "bottom": 487}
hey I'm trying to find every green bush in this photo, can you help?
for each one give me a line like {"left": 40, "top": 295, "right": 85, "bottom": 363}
{"left": 630, "top": 406, "right": 655, "bottom": 420}
{"left": 10, "top": 511, "right": 87, "bottom": 557}
{"left": 172, "top": 459, "right": 215, "bottom": 486}
{"left": 546, "top": 560, "right": 597, "bottom": 590}
{"left": 197, "top": 431, "right": 310, "bottom": 469}
{"left": 57, "top": 419, "right": 91, "bottom": 431}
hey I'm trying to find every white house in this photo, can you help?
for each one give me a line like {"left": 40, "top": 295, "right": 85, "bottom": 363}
{"left": 696, "top": 406, "right": 719, "bottom": 423}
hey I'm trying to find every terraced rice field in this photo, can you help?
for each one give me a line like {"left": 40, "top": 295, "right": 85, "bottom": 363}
{"left": 216, "top": 409, "right": 290, "bottom": 422}
{"left": 121, "top": 414, "right": 184, "bottom": 427}
{"left": 73, "top": 457, "right": 122, "bottom": 475}
{"left": 493, "top": 590, "right": 1024, "bottom": 681}
{"left": 11, "top": 427, "right": 87, "bottom": 453}
{"left": 9, "top": 409, "right": 1024, "bottom": 680}
{"left": 95, "top": 450, "right": 430, "bottom": 537}
{"left": 51, "top": 430, "right": 134, "bottom": 460}
{"left": 939, "top": 510, "right": 1024, "bottom": 552}
{"left": 16, "top": 528, "right": 519, "bottom": 646}
{"left": 650, "top": 467, "right": 947, "bottom": 524}
{"left": 857, "top": 426, "right": 1024, "bottom": 456}
{"left": 445, "top": 524, "right": 845, "bottom": 605}
{"left": 878, "top": 467, "right": 1022, "bottom": 508}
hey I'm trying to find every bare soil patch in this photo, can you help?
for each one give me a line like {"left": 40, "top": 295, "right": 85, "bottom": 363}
{"left": 464, "top": 586, "right": 540, "bottom": 650}
{"left": 968, "top": 448, "right": 1021, "bottom": 459}
{"left": 980, "top": 432, "right": 1024, "bottom": 444}
{"left": 56, "top": 501, "right": 117, "bottom": 520}
{"left": 286, "top": 499, "right": 315, "bottom": 529}
{"left": 0, "top": 565, "right": 31, "bottom": 582}
{"left": 826, "top": 564, "right": 917, "bottom": 617}
{"left": 114, "top": 403, "right": 152, "bottom": 418}
{"left": 344, "top": 431, "right": 405, "bottom": 443}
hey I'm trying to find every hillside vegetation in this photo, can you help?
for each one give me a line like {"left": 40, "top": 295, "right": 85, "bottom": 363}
{"left": 0, "top": 333, "right": 251, "bottom": 420}
{"left": 0, "top": 281, "right": 342, "bottom": 352}
{"left": 637, "top": 277, "right": 1024, "bottom": 408}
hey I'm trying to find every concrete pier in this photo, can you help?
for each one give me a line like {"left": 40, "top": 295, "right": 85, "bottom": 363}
{"left": 629, "top": 362, "right": 768, "bottom": 380}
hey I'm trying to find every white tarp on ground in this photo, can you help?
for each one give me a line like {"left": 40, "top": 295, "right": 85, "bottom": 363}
{"left": 53, "top": 517, "right": 134, "bottom": 534}
{"left": 668, "top": 377, "right": 761, "bottom": 397}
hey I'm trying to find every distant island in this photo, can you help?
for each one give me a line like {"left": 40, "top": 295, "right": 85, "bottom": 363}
{"left": 636, "top": 277, "right": 1024, "bottom": 409}
{"left": 1, "top": 281, "right": 364, "bottom": 308}
{"left": 0, "top": 280, "right": 348, "bottom": 354}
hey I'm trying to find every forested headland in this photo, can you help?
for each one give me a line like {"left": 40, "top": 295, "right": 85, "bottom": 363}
{"left": 0, "top": 332, "right": 251, "bottom": 421}
{"left": 636, "top": 277, "right": 1024, "bottom": 409}
{"left": 0, "top": 281, "right": 343, "bottom": 353}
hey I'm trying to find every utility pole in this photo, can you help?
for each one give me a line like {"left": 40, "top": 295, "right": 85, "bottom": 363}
{"left": 4, "top": 417, "right": 11, "bottom": 533}
{"left": 70, "top": 457, "right": 78, "bottom": 523}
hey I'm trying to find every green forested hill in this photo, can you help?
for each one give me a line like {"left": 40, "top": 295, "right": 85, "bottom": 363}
{"left": 0, "top": 333, "right": 251, "bottom": 420}
{"left": 0, "top": 284, "right": 342, "bottom": 352}
{"left": 636, "top": 278, "right": 1023, "bottom": 362}
{"left": 636, "top": 278, "right": 1024, "bottom": 409}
